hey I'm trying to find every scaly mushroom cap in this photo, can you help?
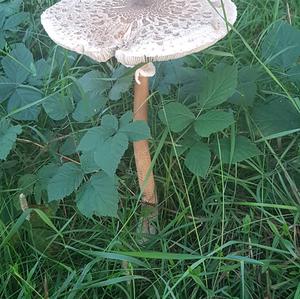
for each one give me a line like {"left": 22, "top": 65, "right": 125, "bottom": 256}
{"left": 41, "top": 0, "right": 237, "bottom": 66}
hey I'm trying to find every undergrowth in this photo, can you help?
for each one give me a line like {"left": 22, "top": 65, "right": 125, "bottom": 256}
{"left": 0, "top": 0, "right": 299, "bottom": 298}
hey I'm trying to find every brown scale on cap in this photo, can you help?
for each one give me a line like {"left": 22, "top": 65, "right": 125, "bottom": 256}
{"left": 41, "top": 0, "right": 237, "bottom": 66}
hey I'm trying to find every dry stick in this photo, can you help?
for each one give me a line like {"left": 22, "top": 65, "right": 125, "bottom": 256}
{"left": 133, "top": 75, "right": 158, "bottom": 234}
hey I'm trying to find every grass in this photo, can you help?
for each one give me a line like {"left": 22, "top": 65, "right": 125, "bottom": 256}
{"left": 0, "top": 0, "right": 300, "bottom": 298}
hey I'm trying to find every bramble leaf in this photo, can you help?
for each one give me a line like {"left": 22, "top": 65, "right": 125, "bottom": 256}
{"left": 262, "top": 21, "right": 300, "bottom": 68}
{"left": 7, "top": 87, "right": 42, "bottom": 120}
{"left": 47, "top": 162, "right": 84, "bottom": 202}
{"left": 3, "top": 12, "right": 29, "bottom": 31}
{"left": 1, "top": 43, "right": 34, "bottom": 84}
{"left": 119, "top": 112, "right": 150, "bottom": 141}
{"left": 76, "top": 172, "right": 119, "bottom": 218}
{"left": 0, "top": 119, "right": 22, "bottom": 160}
{"left": 80, "top": 152, "right": 101, "bottom": 174}
{"left": 76, "top": 70, "right": 110, "bottom": 95}
{"left": 94, "top": 132, "right": 128, "bottom": 177}
{"left": 35, "top": 163, "right": 60, "bottom": 204}
{"left": 72, "top": 95, "right": 107, "bottom": 122}
{"left": 43, "top": 94, "right": 73, "bottom": 121}
{"left": 212, "top": 136, "right": 261, "bottom": 164}
{"left": 194, "top": 111, "right": 235, "bottom": 137}
{"left": 184, "top": 142, "right": 211, "bottom": 177}
{"left": 198, "top": 64, "right": 238, "bottom": 109}
{"left": 0, "top": 77, "right": 17, "bottom": 103}
{"left": 109, "top": 75, "right": 132, "bottom": 101}
{"left": 77, "top": 112, "right": 149, "bottom": 176}
{"left": 159, "top": 102, "right": 195, "bottom": 133}
{"left": 229, "top": 66, "right": 259, "bottom": 107}
{"left": 77, "top": 127, "right": 107, "bottom": 152}
{"left": 252, "top": 97, "right": 300, "bottom": 139}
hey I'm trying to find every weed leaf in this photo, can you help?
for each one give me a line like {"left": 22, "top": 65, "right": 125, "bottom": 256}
{"left": 252, "top": 97, "right": 300, "bottom": 139}
{"left": 159, "top": 102, "right": 195, "bottom": 133}
{"left": 76, "top": 173, "right": 119, "bottom": 217}
{"left": 262, "top": 21, "right": 300, "bottom": 68}
{"left": 184, "top": 142, "right": 211, "bottom": 177}
{"left": 80, "top": 152, "right": 101, "bottom": 174}
{"left": 7, "top": 87, "right": 42, "bottom": 120}
{"left": 0, "top": 119, "right": 22, "bottom": 160}
{"left": 198, "top": 64, "right": 238, "bottom": 109}
{"left": 47, "top": 162, "right": 84, "bottom": 202}
{"left": 72, "top": 95, "right": 107, "bottom": 122}
{"left": 1, "top": 43, "right": 34, "bottom": 83}
{"left": 194, "top": 110, "right": 235, "bottom": 137}
{"left": 212, "top": 136, "right": 261, "bottom": 164}
{"left": 119, "top": 115, "right": 150, "bottom": 141}
{"left": 43, "top": 94, "right": 73, "bottom": 121}
{"left": 94, "top": 132, "right": 128, "bottom": 177}
{"left": 109, "top": 75, "right": 133, "bottom": 101}
{"left": 229, "top": 66, "right": 259, "bottom": 107}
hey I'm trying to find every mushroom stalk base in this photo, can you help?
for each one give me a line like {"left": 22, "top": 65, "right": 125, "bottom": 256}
{"left": 133, "top": 76, "right": 157, "bottom": 235}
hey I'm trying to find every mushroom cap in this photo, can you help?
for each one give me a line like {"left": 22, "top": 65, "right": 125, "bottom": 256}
{"left": 41, "top": 0, "right": 237, "bottom": 66}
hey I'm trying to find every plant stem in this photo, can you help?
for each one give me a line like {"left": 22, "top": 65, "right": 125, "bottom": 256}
{"left": 133, "top": 75, "right": 157, "bottom": 234}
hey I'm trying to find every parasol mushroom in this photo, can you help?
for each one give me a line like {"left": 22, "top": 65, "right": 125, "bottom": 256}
{"left": 41, "top": 0, "right": 237, "bottom": 234}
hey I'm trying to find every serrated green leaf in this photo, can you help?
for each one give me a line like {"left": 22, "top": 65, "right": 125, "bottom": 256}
{"left": 43, "top": 94, "right": 73, "bottom": 121}
{"left": 229, "top": 66, "right": 259, "bottom": 107}
{"left": 7, "top": 87, "right": 42, "bottom": 120}
{"left": 159, "top": 102, "right": 195, "bottom": 133}
{"left": 109, "top": 75, "right": 132, "bottom": 101}
{"left": 35, "top": 163, "right": 60, "bottom": 204}
{"left": 262, "top": 21, "right": 300, "bottom": 68}
{"left": 76, "top": 70, "right": 110, "bottom": 95}
{"left": 37, "top": 163, "right": 60, "bottom": 188}
{"left": 47, "top": 162, "right": 84, "bottom": 202}
{"left": 59, "top": 136, "right": 79, "bottom": 156}
{"left": 119, "top": 120, "right": 150, "bottom": 141}
{"left": 94, "top": 132, "right": 128, "bottom": 177}
{"left": 152, "top": 58, "right": 193, "bottom": 95}
{"left": 0, "top": 77, "right": 17, "bottom": 103}
{"left": 72, "top": 94, "right": 107, "bottom": 122}
{"left": 194, "top": 111, "right": 235, "bottom": 137}
{"left": 101, "top": 114, "right": 119, "bottom": 133}
{"left": 212, "top": 136, "right": 261, "bottom": 164}
{"left": 0, "top": 0, "right": 22, "bottom": 16}
{"left": 119, "top": 111, "right": 133, "bottom": 127}
{"left": 3, "top": 12, "right": 29, "bottom": 31}
{"left": 252, "top": 97, "right": 300, "bottom": 139}
{"left": 80, "top": 151, "right": 101, "bottom": 174}
{"left": 18, "top": 174, "right": 37, "bottom": 196}
{"left": 77, "top": 126, "right": 106, "bottom": 152}
{"left": 1, "top": 43, "right": 34, "bottom": 83}
{"left": 28, "top": 59, "right": 51, "bottom": 86}
{"left": 77, "top": 113, "right": 146, "bottom": 176}
{"left": 119, "top": 111, "right": 150, "bottom": 141}
{"left": 0, "top": 119, "right": 22, "bottom": 160}
{"left": 184, "top": 143, "right": 211, "bottom": 177}
{"left": 198, "top": 64, "right": 238, "bottom": 109}
{"left": 76, "top": 173, "right": 119, "bottom": 218}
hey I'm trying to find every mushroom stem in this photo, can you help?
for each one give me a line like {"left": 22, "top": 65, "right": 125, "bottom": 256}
{"left": 133, "top": 74, "right": 157, "bottom": 235}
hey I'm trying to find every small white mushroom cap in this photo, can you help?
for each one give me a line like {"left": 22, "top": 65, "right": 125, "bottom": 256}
{"left": 41, "top": 0, "right": 237, "bottom": 67}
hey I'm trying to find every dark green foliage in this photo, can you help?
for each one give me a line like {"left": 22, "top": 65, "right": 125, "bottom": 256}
{"left": 262, "top": 21, "right": 300, "bottom": 69}
{"left": 252, "top": 97, "right": 300, "bottom": 139}
{"left": 0, "top": 1, "right": 300, "bottom": 298}
{"left": 0, "top": 118, "right": 21, "bottom": 160}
